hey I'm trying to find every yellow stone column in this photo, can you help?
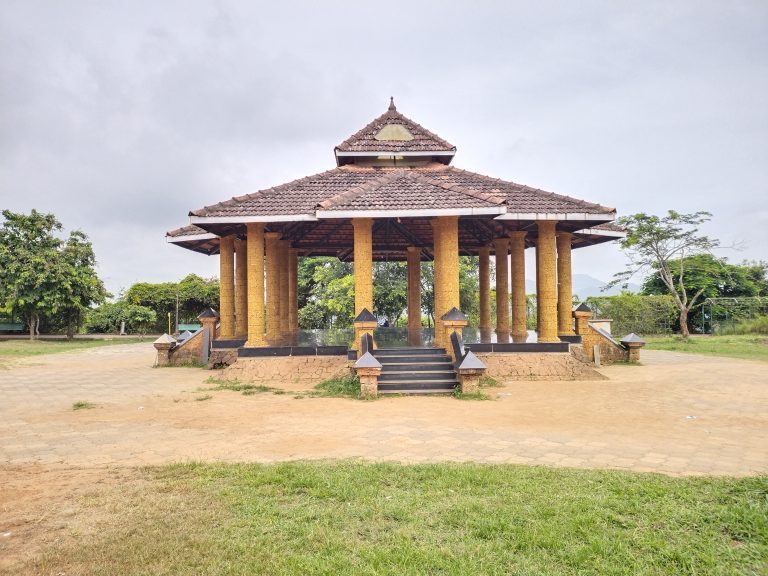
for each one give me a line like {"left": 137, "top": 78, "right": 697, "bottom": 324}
{"left": 557, "top": 231, "right": 575, "bottom": 336}
{"left": 234, "top": 238, "right": 248, "bottom": 338}
{"left": 478, "top": 246, "right": 491, "bottom": 343}
{"left": 509, "top": 231, "right": 528, "bottom": 343}
{"left": 352, "top": 218, "right": 374, "bottom": 344}
{"left": 245, "top": 223, "right": 265, "bottom": 347}
{"left": 441, "top": 216, "right": 460, "bottom": 314}
{"left": 536, "top": 221, "right": 559, "bottom": 343}
{"left": 264, "top": 232, "right": 281, "bottom": 344}
{"left": 430, "top": 218, "right": 444, "bottom": 347}
{"left": 406, "top": 246, "right": 422, "bottom": 346}
{"left": 278, "top": 240, "right": 290, "bottom": 343}
{"left": 288, "top": 248, "right": 299, "bottom": 344}
{"left": 493, "top": 237, "right": 509, "bottom": 343}
{"left": 218, "top": 235, "right": 235, "bottom": 339}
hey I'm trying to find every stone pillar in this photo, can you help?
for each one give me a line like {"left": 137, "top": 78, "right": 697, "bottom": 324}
{"left": 430, "top": 218, "right": 444, "bottom": 347}
{"left": 153, "top": 334, "right": 176, "bottom": 367}
{"left": 288, "top": 248, "right": 299, "bottom": 345}
{"left": 509, "top": 231, "right": 528, "bottom": 343}
{"left": 406, "top": 246, "right": 422, "bottom": 346}
{"left": 234, "top": 238, "right": 248, "bottom": 338}
{"left": 557, "top": 231, "right": 575, "bottom": 336}
{"left": 441, "top": 216, "right": 461, "bottom": 322}
{"left": 278, "top": 240, "right": 290, "bottom": 343}
{"left": 493, "top": 237, "right": 509, "bottom": 343}
{"left": 218, "top": 235, "right": 235, "bottom": 339}
{"left": 352, "top": 218, "right": 374, "bottom": 317}
{"left": 245, "top": 223, "right": 265, "bottom": 347}
{"left": 264, "top": 232, "right": 281, "bottom": 344}
{"left": 478, "top": 246, "right": 492, "bottom": 343}
{"left": 573, "top": 303, "right": 593, "bottom": 335}
{"left": 536, "top": 221, "right": 559, "bottom": 343}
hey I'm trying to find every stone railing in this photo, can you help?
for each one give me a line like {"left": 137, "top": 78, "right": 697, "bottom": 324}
{"left": 573, "top": 303, "right": 646, "bottom": 364}
{"left": 450, "top": 330, "right": 487, "bottom": 394}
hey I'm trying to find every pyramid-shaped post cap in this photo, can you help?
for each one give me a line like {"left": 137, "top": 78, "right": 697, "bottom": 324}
{"left": 620, "top": 333, "right": 646, "bottom": 346}
{"left": 441, "top": 307, "right": 468, "bottom": 322}
{"left": 198, "top": 307, "right": 219, "bottom": 319}
{"left": 354, "top": 308, "right": 377, "bottom": 323}
{"left": 572, "top": 302, "right": 592, "bottom": 313}
{"left": 354, "top": 351, "right": 382, "bottom": 369}
{"left": 154, "top": 333, "right": 177, "bottom": 345}
{"left": 459, "top": 350, "right": 487, "bottom": 371}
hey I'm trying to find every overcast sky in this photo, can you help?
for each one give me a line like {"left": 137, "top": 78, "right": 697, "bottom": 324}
{"left": 1, "top": 1, "right": 766, "bottom": 296}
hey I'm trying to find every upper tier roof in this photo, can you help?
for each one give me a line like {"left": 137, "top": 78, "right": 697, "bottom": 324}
{"left": 335, "top": 98, "right": 456, "bottom": 165}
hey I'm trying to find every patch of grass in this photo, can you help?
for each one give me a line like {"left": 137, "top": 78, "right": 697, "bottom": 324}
{"left": 72, "top": 401, "right": 95, "bottom": 410}
{"left": 25, "top": 462, "right": 768, "bottom": 575}
{"left": 0, "top": 337, "right": 145, "bottom": 358}
{"left": 156, "top": 360, "right": 207, "bottom": 368}
{"left": 645, "top": 334, "right": 768, "bottom": 362}
{"left": 453, "top": 388, "right": 491, "bottom": 400}
{"left": 309, "top": 372, "right": 362, "bottom": 399}
{"left": 194, "top": 394, "right": 212, "bottom": 402}
{"left": 204, "top": 376, "right": 279, "bottom": 395}
{"left": 479, "top": 374, "right": 502, "bottom": 387}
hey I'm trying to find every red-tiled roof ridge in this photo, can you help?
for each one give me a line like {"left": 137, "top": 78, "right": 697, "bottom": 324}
{"left": 335, "top": 101, "right": 456, "bottom": 153}
{"left": 317, "top": 170, "right": 405, "bottom": 210}
{"left": 407, "top": 171, "right": 506, "bottom": 206}
{"left": 189, "top": 167, "right": 342, "bottom": 217}
{"left": 445, "top": 166, "right": 616, "bottom": 214}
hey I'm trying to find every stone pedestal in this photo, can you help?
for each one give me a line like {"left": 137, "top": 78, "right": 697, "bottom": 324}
{"left": 198, "top": 308, "right": 219, "bottom": 360}
{"left": 620, "top": 333, "right": 646, "bottom": 363}
{"left": 353, "top": 308, "right": 377, "bottom": 350}
{"left": 153, "top": 334, "right": 177, "bottom": 367}
{"left": 354, "top": 351, "right": 382, "bottom": 399}
{"left": 457, "top": 350, "right": 487, "bottom": 394}
{"left": 572, "top": 303, "right": 593, "bottom": 335}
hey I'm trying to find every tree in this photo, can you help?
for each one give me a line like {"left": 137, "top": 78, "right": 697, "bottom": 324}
{"left": 609, "top": 211, "right": 719, "bottom": 337}
{"left": 642, "top": 255, "right": 768, "bottom": 332}
{"left": 0, "top": 210, "right": 106, "bottom": 340}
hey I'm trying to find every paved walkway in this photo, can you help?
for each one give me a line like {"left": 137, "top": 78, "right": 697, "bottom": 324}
{"left": 1, "top": 343, "right": 767, "bottom": 475}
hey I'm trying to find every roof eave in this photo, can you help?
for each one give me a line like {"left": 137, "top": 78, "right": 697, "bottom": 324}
{"left": 494, "top": 212, "right": 616, "bottom": 221}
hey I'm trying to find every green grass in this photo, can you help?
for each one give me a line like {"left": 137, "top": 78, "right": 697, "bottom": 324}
{"left": 204, "top": 376, "right": 279, "bottom": 395}
{"left": 0, "top": 337, "right": 144, "bottom": 358}
{"left": 645, "top": 334, "right": 768, "bottom": 362}
{"left": 27, "top": 462, "right": 768, "bottom": 575}
{"left": 310, "top": 373, "right": 361, "bottom": 398}
{"left": 71, "top": 400, "right": 95, "bottom": 410}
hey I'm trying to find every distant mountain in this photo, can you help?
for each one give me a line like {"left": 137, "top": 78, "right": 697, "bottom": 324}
{"left": 524, "top": 274, "right": 641, "bottom": 298}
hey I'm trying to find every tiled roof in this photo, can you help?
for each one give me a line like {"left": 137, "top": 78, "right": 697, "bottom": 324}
{"left": 166, "top": 224, "right": 208, "bottom": 238}
{"left": 335, "top": 99, "right": 456, "bottom": 154}
{"left": 189, "top": 163, "right": 615, "bottom": 219}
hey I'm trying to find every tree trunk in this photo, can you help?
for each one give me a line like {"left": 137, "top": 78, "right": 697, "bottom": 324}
{"left": 28, "top": 314, "right": 37, "bottom": 341}
{"left": 679, "top": 309, "right": 690, "bottom": 338}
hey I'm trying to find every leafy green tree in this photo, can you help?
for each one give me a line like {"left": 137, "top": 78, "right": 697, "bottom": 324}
{"left": 124, "top": 304, "right": 156, "bottom": 339}
{"left": 0, "top": 210, "right": 106, "bottom": 340}
{"left": 642, "top": 255, "right": 768, "bottom": 331}
{"left": 609, "top": 211, "right": 719, "bottom": 337}
{"left": 374, "top": 261, "right": 407, "bottom": 326}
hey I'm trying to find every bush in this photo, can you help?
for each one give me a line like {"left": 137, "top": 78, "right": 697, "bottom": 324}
{"left": 585, "top": 293, "right": 678, "bottom": 336}
{"left": 730, "top": 315, "right": 768, "bottom": 335}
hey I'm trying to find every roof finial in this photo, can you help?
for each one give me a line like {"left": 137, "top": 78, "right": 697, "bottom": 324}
{"left": 388, "top": 96, "right": 396, "bottom": 111}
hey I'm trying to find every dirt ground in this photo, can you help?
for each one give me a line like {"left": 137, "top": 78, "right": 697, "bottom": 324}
{"left": 1, "top": 343, "right": 767, "bottom": 571}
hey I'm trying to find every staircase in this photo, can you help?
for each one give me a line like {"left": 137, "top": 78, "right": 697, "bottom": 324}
{"left": 373, "top": 347, "right": 459, "bottom": 394}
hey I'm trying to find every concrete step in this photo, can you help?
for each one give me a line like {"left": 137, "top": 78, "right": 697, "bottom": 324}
{"left": 378, "top": 371, "right": 456, "bottom": 381}
{"left": 381, "top": 362, "right": 455, "bottom": 372}
{"left": 374, "top": 347, "right": 446, "bottom": 356}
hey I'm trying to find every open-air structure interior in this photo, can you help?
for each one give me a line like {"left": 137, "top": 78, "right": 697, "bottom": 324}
{"left": 166, "top": 99, "right": 628, "bottom": 393}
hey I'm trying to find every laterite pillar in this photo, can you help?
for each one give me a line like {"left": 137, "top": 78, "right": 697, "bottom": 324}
{"left": 493, "top": 237, "right": 509, "bottom": 343}
{"left": 509, "top": 231, "right": 528, "bottom": 343}
{"left": 234, "top": 238, "right": 248, "bottom": 338}
{"left": 536, "top": 221, "right": 559, "bottom": 343}
{"left": 478, "top": 246, "right": 491, "bottom": 343}
{"left": 278, "top": 240, "right": 289, "bottom": 343}
{"left": 430, "top": 218, "right": 444, "bottom": 347}
{"left": 245, "top": 223, "right": 265, "bottom": 347}
{"left": 352, "top": 218, "right": 374, "bottom": 346}
{"left": 441, "top": 216, "right": 460, "bottom": 323}
{"left": 406, "top": 246, "right": 422, "bottom": 346}
{"left": 264, "top": 232, "right": 281, "bottom": 344}
{"left": 557, "top": 231, "right": 575, "bottom": 336}
{"left": 288, "top": 248, "right": 299, "bottom": 345}
{"left": 218, "top": 235, "right": 235, "bottom": 339}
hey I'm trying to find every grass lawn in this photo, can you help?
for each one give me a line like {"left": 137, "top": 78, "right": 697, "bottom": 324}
{"left": 645, "top": 334, "right": 768, "bottom": 362}
{"left": 0, "top": 337, "right": 144, "bottom": 359}
{"left": 28, "top": 462, "right": 768, "bottom": 575}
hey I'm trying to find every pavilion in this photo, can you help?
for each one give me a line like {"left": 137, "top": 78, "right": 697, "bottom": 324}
{"left": 167, "top": 99, "right": 623, "bottom": 356}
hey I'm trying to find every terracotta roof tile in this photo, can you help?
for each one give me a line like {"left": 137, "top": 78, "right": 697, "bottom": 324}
{"left": 335, "top": 99, "right": 456, "bottom": 154}
{"left": 189, "top": 163, "right": 615, "bottom": 219}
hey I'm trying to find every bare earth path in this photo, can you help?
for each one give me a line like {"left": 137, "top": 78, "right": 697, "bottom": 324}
{"left": 1, "top": 343, "right": 767, "bottom": 474}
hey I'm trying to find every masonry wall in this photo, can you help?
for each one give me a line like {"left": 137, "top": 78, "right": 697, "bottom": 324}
{"left": 580, "top": 326, "right": 629, "bottom": 364}
{"left": 221, "top": 356, "right": 350, "bottom": 390}
{"left": 168, "top": 330, "right": 205, "bottom": 366}
{"left": 476, "top": 350, "right": 605, "bottom": 381}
